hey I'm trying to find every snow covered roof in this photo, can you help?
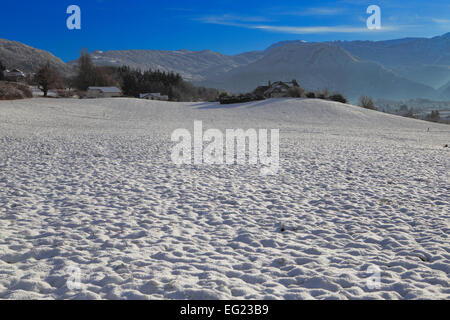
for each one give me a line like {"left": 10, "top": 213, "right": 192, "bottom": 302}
{"left": 5, "top": 69, "right": 25, "bottom": 75}
{"left": 271, "top": 81, "right": 296, "bottom": 88}
{"left": 140, "top": 93, "right": 161, "bottom": 98}
{"left": 88, "top": 87, "right": 121, "bottom": 93}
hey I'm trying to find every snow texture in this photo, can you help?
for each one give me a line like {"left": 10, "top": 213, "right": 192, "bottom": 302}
{"left": 0, "top": 97, "right": 448, "bottom": 300}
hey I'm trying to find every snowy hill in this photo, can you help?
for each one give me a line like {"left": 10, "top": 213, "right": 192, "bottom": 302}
{"left": 0, "top": 39, "right": 73, "bottom": 75}
{"left": 0, "top": 97, "right": 448, "bottom": 299}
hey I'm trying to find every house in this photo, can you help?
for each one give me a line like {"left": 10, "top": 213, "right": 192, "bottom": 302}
{"left": 87, "top": 86, "right": 122, "bottom": 98}
{"left": 3, "top": 69, "right": 26, "bottom": 82}
{"left": 263, "top": 80, "right": 299, "bottom": 98}
{"left": 140, "top": 93, "right": 169, "bottom": 101}
{"left": 252, "top": 80, "right": 300, "bottom": 98}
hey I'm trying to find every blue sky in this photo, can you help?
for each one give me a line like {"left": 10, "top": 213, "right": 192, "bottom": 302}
{"left": 1, "top": 0, "right": 449, "bottom": 62}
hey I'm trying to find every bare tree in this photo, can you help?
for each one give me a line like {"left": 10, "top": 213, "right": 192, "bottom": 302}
{"left": 74, "top": 49, "right": 96, "bottom": 91}
{"left": 35, "top": 62, "right": 63, "bottom": 97}
{"left": 359, "top": 96, "right": 376, "bottom": 110}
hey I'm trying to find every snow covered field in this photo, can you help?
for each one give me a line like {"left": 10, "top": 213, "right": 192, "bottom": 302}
{"left": 0, "top": 97, "right": 448, "bottom": 300}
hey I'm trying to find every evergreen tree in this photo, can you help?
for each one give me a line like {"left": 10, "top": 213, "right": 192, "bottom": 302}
{"left": 0, "top": 60, "right": 5, "bottom": 81}
{"left": 113, "top": 65, "right": 219, "bottom": 101}
{"left": 425, "top": 110, "right": 441, "bottom": 122}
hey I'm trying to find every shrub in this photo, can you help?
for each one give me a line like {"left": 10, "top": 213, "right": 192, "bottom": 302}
{"left": 305, "top": 91, "right": 315, "bottom": 98}
{"left": 218, "top": 91, "right": 230, "bottom": 99}
{"left": 0, "top": 81, "right": 32, "bottom": 100}
{"left": 316, "top": 89, "right": 330, "bottom": 100}
{"left": 328, "top": 93, "right": 348, "bottom": 104}
{"left": 359, "top": 96, "right": 376, "bottom": 110}
{"left": 287, "top": 86, "right": 305, "bottom": 98}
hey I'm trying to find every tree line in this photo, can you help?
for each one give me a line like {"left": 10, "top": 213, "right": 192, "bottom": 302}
{"left": 25, "top": 49, "right": 222, "bottom": 101}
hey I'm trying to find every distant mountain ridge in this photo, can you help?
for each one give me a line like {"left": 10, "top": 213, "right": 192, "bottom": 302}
{"left": 438, "top": 80, "right": 450, "bottom": 99}
{"left": 68, "top": 33, "right": 449, "bottom": 99}
{"left": 202, "top": 42, "right": 438, "bottom": 100}
{"left": 0, "top": 39, "right": 72, "bottom": 75}
{"left": 1, "top": 33, "right": 449, "bottom": 101}
{"left": 68, "top": 49, "right": 264, "bottom": 82}
{"left": 331, "top": 32, "right": 450, "bottom": 88}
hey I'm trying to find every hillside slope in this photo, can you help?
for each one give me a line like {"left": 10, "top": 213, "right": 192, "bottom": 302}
{"left": 0, "top": 39, "right": 73, "bottom": 75}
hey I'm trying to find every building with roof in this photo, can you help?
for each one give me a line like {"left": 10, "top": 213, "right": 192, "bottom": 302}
{"left": 263, "top": 80, "right": 299, "bottom": 98}
{"left": 3, "top": 69, "right": 26, "bottom": 82}
{"left": 253, "top": 80, "right": 300, "bottom": 98}
{"left": 87, "top": 87, "right": 122, "bottom": 98}
{"left": 139, "top": 93, "right": 169, "bottom": 101}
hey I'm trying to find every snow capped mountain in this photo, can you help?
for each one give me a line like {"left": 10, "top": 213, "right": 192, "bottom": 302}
{"left": 265, "top": 40, "right": 308, "bottom": 52}
{"left": 0, "top": 39, "right": 72, "bottom": 75}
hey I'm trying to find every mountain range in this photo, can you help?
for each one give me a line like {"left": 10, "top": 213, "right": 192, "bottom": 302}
{"left": 200, "top": 41, "right": 439, "bottom": 101}
{"left": 80, "top": 49, "right": 265, "bottom": 83}
{"left": 1, "top": 33, "right": 449, "bottom": 101}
